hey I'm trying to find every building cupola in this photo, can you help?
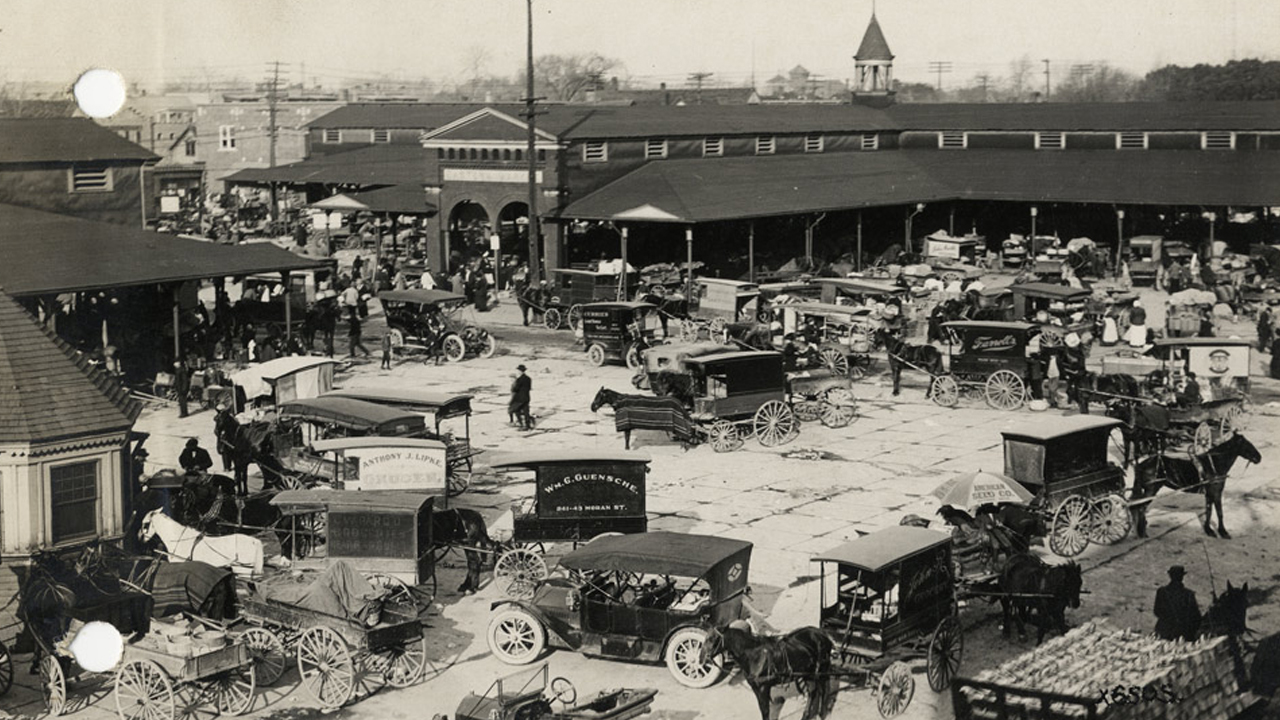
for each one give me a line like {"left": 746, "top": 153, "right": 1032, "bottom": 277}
{"left": 852, "top": 11, "right": 895, "bottom": 105}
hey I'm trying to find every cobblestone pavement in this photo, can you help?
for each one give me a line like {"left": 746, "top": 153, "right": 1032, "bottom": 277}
{"left": 5, "top": 286, "right": 1278, "bottom": 720}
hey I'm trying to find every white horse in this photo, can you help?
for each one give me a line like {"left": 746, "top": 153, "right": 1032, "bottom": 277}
{"left": 140, "top": 509, "right": 264, "bottom": 577}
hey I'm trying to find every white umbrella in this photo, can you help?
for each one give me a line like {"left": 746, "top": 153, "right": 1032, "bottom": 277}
{"left": 932, "top": 470, "right": 1035, "bottom": 511}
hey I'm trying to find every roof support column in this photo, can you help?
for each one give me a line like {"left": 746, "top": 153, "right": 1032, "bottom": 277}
{"left": 857, "top": 213, "right": 863, "bottom": 272}
{"left": 685, "top": 227, "right": 694, "bottom": 303}
{"left": 619, "top": 225, "right": 629, "bottom": 301}
{"left": 949, "top": 206, "right": 955, "bottom": 236}
{"left": 171, "top": 284, "right": 182, "bottom": 363}
{"left": 373, "top": 216, "right": 385, "bottom": 294}
{"left": 282, "top": 270, "right": 293, "bottom": 344}
{"left": 1030, "top": 206, "right": 1038, "bottom": 248}
{"left": 1115, "top": 209, "right": 1125, "bottom": 278}
{"left": 748, "top": 222, "right": 755, "bottom": 284}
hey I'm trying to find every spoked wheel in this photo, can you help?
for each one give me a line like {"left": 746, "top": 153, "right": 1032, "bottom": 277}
{"left": 708, "top": 420, "right": 744, "bottom": 453}
{"left": 367, "top": 573, "right": 428, "bottom": 616}
{"left": 477, "top": 331, "right": 497, "bottom": 359}
{"left": 793, "top": 400, "right": 822, "bottom": 423}
{"left": 664, "top": 627, "right": 722, "bottom": 689}
{"left": 753, "top": 400, "right": 797, "bottom": 447}
{"left": 625, "top": 344, "right": 643, "bottom": 371}
{"left": 567, "top": 305, "right": 583, "bottom": 331}
{"left": 848, "top": 362, "right": 867, "bottom": 381}
{"left": 1049, "top": 495, "right": 1093, "bottom": 557}
{"left": 0, "top": 639, "right": 11, "bottom": 696}
{"left": 374, "top": 637, "right": 426, "bottom": 688}
{"left": 441, "top": 334, "right": 466, "bottom": 363}
{"left": 297, "top": 626, "right": 355, "bottom": 709}
{"left": 1192, "top": 422, "right": 1214, "bottom": 455}
{"left": 388, "top": 328, "right": 405, "bottom": 349}
{"left": 820, "top": 348, "right": 849, "bottom": 377}
{"left": 238, "top": 628, "right": 287, "bottom": 686}
{"left": 709, "top": 317, "right": 727, "bottom": 337}
{"left": 487, "top": 607, "right": 546, "bottom": 665}
{"left": 494, "top": 548, "right": 548, "bottom": 599}
{"left": 586, "top": 344, "right": 607, "bottom": 367}
{"left": 207, "top": 664, "right": 256, "bottom": 716}
{"left": 1088, "top": 494, "right": 1132, "bottom": 545}
{"left": 679, "top": 320, "right": 699, "bottom": 343}
{"left": 930, "top": 375, "right": 960, "bottom": 408}
{"left": 447, "top": 470, "right": 471, "bottom": 497}
{"left": 985, "top": 370, "right": 1026, "bottom": 411}
{"left": 819, "top": 401, "right": 856, "bottom": 428}
{"left": 115, "top": 660, "right": 174, "bottom": 720}
{"left": 41, "top": 655, "right": 67, "bottom": 716}
{"left": 876, "top": 661, "right": 915, "bottom": 718}
{"left": 926, "top": 616, "right": 963, "bottom": 693}
{"left": 543, "top": 307, "right": 563, "bottom": 330}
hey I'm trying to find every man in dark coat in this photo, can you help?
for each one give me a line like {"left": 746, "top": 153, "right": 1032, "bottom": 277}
{"left": 1258, "top": 305, "right": 1274, "bottom": 352}
{"left": 179, "top": 438, "right": 214, "bottom": 475}
{"left": 509, "top": 364, "right": 533, "bottom": 430}
{"left": 173, "top": 360, "right": 190, "bottom": 418}
{"left": 1154, "top": 565, "right": 1201, "bottom": 641}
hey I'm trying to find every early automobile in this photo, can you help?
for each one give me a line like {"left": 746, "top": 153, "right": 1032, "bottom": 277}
{"left": 580, "top": 301, "right": 660, "bottom": 369}
{"left": 486, "top": 532, "right": 752, "bottom": 688}
{"left": 380, "top": 288, "right": 497, "bottom": 362}
{"left": 448, "top": 664, "right": 657, "bottom": 720}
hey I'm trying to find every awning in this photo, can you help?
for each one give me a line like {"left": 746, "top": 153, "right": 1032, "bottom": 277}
{"left": 0, "top": 203, "right": 326, "bottom": 297}
{"left": 554, "top": 150, "right": 1280, "bottom": 224}
{"left": 309, "top": 184, "right": 436, "bottom": 215}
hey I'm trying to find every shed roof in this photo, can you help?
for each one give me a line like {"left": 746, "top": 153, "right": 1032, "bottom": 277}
{"left": 942, "top": 320, "right": 1039, "bottom": 331}
{"left": 1001, "top": 415, "right": 1124, "bottom": 443}
{"left": 0, "top": 203, "right": 325, "bottom": 297}
{"left": 1151, "top": 337, "right": 1253, "bottom": 348}
{"left": 813, "top": 526, "right": 951, "bottom": 572}
{"left": 0, "top": 290, "right": 140, "bottom": 443}
{"left": 324, "top": 388, "right": 473, "bottom": 411}
{"left": 377, "top": 289, "right": 467, "bottom": 305}
{"left": 885, "top": 101, "right": 1280, "bottom": 132}
{"left": 309, "top": 184, "right": 435, "bottom": 215}
{"left": 278, "top": 396, "right": 425, "bottom": 429}
{"left": 0, "top": 118, "right": 159, "bottom": 164}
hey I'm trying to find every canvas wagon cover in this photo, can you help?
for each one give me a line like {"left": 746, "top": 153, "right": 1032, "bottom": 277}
{"left": 561, "top": 532, "right": 752, "bottom": 593}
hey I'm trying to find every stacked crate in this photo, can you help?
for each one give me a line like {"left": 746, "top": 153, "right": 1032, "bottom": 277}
{"left": 957, "top": 619, "right": 1250, "bottom": 720}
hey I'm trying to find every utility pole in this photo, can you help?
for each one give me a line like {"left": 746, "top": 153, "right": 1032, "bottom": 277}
{"left": 688, "top": 72, "right": 713, "bottom": 104}
{"left": 523, "top": 0, "right": 545, "bottom": 285}
{"left": 976, "top": 73, "right": 990, "bottom": 102}
{"left": 1042, "top": 59, "right": 1051, "bottom": 100}
{"left": 928, "top": 61, "right": 952, "bottom": 92}
{"left": 265, "top": 60, "right": 288, "bottom": 226}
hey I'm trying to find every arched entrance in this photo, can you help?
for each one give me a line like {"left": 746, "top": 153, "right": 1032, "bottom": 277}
{"left": 448, "top": 201, "right": 491, "bottom": 271}
{"left": 497, "top": 201, "right": 530, "bottom": 259}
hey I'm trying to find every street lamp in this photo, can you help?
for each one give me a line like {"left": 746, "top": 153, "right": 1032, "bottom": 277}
{"left": 906, "top": 203, "right": 925, "bottom": 254}
{"left": 1030, "top": 206, "right": 1038, "bottom": 245}
{"left": 1115, "top": 209, "right": 1125, "bottom": 276}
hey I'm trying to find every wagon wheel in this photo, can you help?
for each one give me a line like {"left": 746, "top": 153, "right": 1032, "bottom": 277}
{"left": 664, "top": 627, "right": 722, "bottom": 689}
{"left": 567, "top": 305, "right": 584, "bottom": 331}
{"left": 297, "top": 626, "right": 355, "bottom": 710}
{"left": 757, "top": 308, "right": 772, "bottom": 323}
{"left": 1049, "top": 495, "right": 1093, "bottom": 558}
{"left": 930, "top": 375, "right": 960, "bottom": 408}
{"left": 40, "top": 655, "right": 66, "bottom": 716}
{"left": 625, "top": 344, "right": 643, "bottom": 371}
{"left": 793, "top": 400, "right": 822, "bottom": 423}
{"left": 679, "top": 319, "right": 700, "bottom": 343}
{"left": 374, "top": 637, "right": 426, "bottom": 688}
{"left": 207, "top": 664, "right": 255, "bottom": 716}
{"left": 388, "top": 328, "right": 406, "bottom": 349}
{"left": 447, "top": 470, "right": 471, "bottom": 497}
{"left": 926, "top": 616, "right": 963, "bottom": 693}
{"left": 494, "top": 548, "right": 548, "bottom": 599}
{"left": 586, "top": 344, "right": 607, "bottom": 367}
{"left": 708, "top": 420, "right": 744, "bottom": 453}
{"left": 820, "top": 347, "right": 849, "bottom": 377}
{"left": 942, "top": 270, "right": 963, "bottom": 285}
{"left": 0, "top": 639, "right": 10, "bottom": 697}
{"left": 709, "top": 317, "right": 727, "bottom": 337}
{"left": 1192, "top": 422, "right": 1214, "bottom": 455}
{"left": 238, "top": 628, "right": 287, "bottom": 686}
{"left": 115, "top": 660, "right": 174, "bottom": 720}
{"left": 876, "top": 661, "right": 915, "bottom": 718}
{"left": 367, "top": 573, "right": 429, "bottom": 616}
{"left": 543, "top": 307, "right": 563, "bottom": 330}
{"left": 441, "top": 333, "right": 466, "bottom": 363}
{"left": 753, "top": 400, "right": 797, "bottom": 447}
{"left": 1088, "top": 494, "right": 1132, "bottom": 546}
{"left": 477, "top": 331, "right": 497, "bottom": 359}
{"left": 819, "top": 401, "right": 856, "bottom": 429}
{"left": 984, "top": 370, "right": 1026, "bottom": 411}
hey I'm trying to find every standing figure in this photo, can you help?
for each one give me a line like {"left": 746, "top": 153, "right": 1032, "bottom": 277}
{"left": 381, "top": 333, "right": 392, "bottom": 370}
{"left": 174, "top": 360, "right": 190, "bottom": 418}
{"left": 510, "top": 364, "right": 533, "bottom": 430}
{"left": 1154, "top": 565, "right": 1201, "bottom": 642}
{"left": 348, "top": 314, "right": 371, "bottom": 358}
{"left": 1257, "top": 305, "right": 1273, "bottom": 353}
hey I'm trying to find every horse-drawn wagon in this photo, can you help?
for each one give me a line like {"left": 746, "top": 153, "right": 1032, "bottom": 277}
{"left": 380, "top": 289, "right": 497, "bottom": 362}
{"left": 927, "top": 321, "right": 1044, "bottom": 410}
{"left": 546, "top": 268, "right": 641, "bottom": 330}
{"left": 662, "top": 278, "right": 761, "bottom": 341}
{"left": 268, "top": 396, "right": 427, "bottom": 487}
{"left": 1127, "top": 235, "right": 1163, "bottom": 285}
{"left": 1010, "top": 282, "right": 1093, "bottom": 343}
{"left": 677, "top": 351, "right": 802, "bottom": 451}
{"left": 486, "top": 532, "right": 752, "bottom": 689}
{"left": 579, "top": 301, "right": 660, "bottom": 369}
{"left": 484, "top": 450, "right": 650, "bottom": 599}
{"left": 228, "top": 356, "right": 341, "bottom": 413}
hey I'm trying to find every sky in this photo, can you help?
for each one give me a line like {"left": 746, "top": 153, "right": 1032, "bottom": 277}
{"left": 1, "top": 0, "right": 1276, "bottom": 91}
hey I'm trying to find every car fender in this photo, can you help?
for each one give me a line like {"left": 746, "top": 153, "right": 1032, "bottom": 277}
{"left": 661, "top": 620, "right": 713, "bottom": 657}
{"left": 489, "top": 599, "right": 573, "bottom": 648}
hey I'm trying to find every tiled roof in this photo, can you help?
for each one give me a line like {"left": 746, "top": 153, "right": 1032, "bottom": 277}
{"left": 0, "top": 289, "right": 140, "bottom": 443}
{"left": 855, "top": 14, "right": 894, "bottom": 61}
{"left": 0, "top": 118, "right": 159, "bottom": 164}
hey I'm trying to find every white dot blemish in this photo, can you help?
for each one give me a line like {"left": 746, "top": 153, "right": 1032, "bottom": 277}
{"left": 73, "top": 69, "right": 128, "bottom": 119}
{"left": 69, "top": 621, "right": 124, "bottom": 672}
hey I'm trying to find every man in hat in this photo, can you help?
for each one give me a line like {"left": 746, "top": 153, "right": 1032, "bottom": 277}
{"left": 179, "top": 438, "right": 214, "bottom": 475}
{"left": 1154, "top": 565, "right": 1201, "bottom": 641}
{"left": 510, "top": 364, "right": 533, "bottom": 430}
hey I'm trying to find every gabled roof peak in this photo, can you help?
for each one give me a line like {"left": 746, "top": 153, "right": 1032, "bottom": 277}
{"left": 856, "top": 13, "right": 894, "bottom": 62}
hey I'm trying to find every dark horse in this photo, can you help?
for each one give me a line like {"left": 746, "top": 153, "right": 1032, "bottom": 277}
{"left": 874, "top": 328, "right": 943, "bottom": 397}
{"left": 1199, "top": 581, "right": 1280, "bottom": 698}
{"left": 1132, "top": 432, "right": 1261, "bottom": 539}
{"left": 591, "top": 387, "right": 697, "bottom": 449}
{"left": 998, "top": 553, "right": 1084, "bottom": 644}
{"left": 703, "top": 623, "right": 834, "bottom": 720}
{"left": 214, "top": 407, "right": 290, "bottom": 494}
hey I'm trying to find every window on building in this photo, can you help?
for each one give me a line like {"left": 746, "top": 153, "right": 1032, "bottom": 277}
{"left": 645, "top": 139, "right": 668, "bottom": 159}
{"left": 538, "top": 149, "right": 547, "bottom": 162}
{"left": 1202, "top": 131, "right": 1235, "bottom": 150}
{"left": 703, "top": 138, "right": 724, "bottom": 157}
{"left": 481, "top": 148, "right": 490, "bottom": 161}
{"left": 503, "top": 149, "right": 512, "bottom": 161}
{"left": 50, "top": 461, "right": 98, "bottom": 543}
{"left": 69, "top": 166, "right": 113, "bottom": 193}
{"left": 756, "top": 136, "right": 775, "bottom": 155}
{"left": 515, "top": 149, "right": 524, "bottom": 161}
{"left": 804, "top": 136, "right": 824, "bottom": 153}
{"left": 939, "top": 131, "right": 967, "bottom": 149}
{"left": 861, "top": 133, "right": 879, "bottom": 151}
{"left": 1116, "top": 132, "right": 1148, "bottom": 150}
{"left": 218, "top": 125, "right": 236, "bottom": 150}
{"left": 583, "top": 141, "right": 608, "bottom": 163}
{"left": 185, "top": 140, "right": 197, "bottom": 157}
{"left": 1036, "top": 132, "right": 1065, "bottom": 150}
{"left": 372, "top": 129, "right": 391, "bottom": 143}
{"left": 323, "top": 129, "right": 342, "bottom": 144}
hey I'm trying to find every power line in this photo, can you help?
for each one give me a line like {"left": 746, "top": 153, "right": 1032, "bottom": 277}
{"left": 928, "top": 61, "right": 952, "bottom": 91}
{"left": 1043, "top": 59, "right": 1051, "bottom": 100}
{"left": 687, "top": 71, "right": 714, "bottom": 104}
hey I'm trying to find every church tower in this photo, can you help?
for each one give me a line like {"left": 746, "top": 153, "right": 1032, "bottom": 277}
{"left": 852, "top": 11, "right": 895, "bottom": 105}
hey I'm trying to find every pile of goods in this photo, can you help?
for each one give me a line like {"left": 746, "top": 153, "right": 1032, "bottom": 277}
{"left": 959, "top": 619, "right": 1251, "bottom": 720}
{"left": 145, "top": 618, "right": 229, "bottom": 657}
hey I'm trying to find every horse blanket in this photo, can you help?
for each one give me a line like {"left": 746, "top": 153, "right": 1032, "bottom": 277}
{"left": 615, "top": 399, "right": 697, "bottom": 444}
